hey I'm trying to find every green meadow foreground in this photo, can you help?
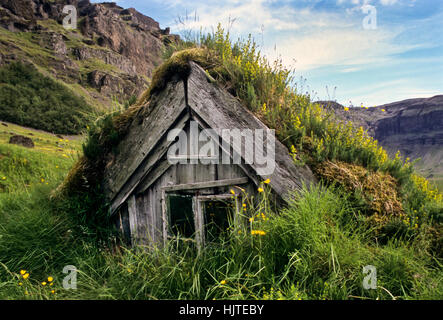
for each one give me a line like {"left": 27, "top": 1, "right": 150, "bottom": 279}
{"left": 0, "top": 139, "right": 441, "bottom": 299}
{"left": 0, "top": 122, "right": 441, "bottom": 300}
{"left": 0, "top": 28, "right": 442, "bottom": 300}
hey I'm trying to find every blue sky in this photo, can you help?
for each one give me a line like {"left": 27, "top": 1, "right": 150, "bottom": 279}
{"left": 100, "top": 0, "right": 443, "bottom": 106}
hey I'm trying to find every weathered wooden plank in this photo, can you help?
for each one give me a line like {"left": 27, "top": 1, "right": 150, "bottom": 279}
{"left": 153, "top": 172, "right": 169, "bottom": 244}
{"left": 193, "top": 196, "right": 204, "bottom": 251}
{"left": 104, "top": 79, "right": 187, "bottom": 202}
{"left": 109, "top": 112, "right": 189, "bottom": 214}
{"left": 190, "top": 111, "right": 261, "bottom": 187}
{"left": 135, "top": 194, "right": 148, "bottom": 244}
{"left": 161, "top": 188, "right": 167, "bottom": 245}
{"left": 161, "top": 177, "right": 248, "bottom": 192}
{"left": 142, "top": 191, "right": 154, "bottom": 244}
{"left": 196, "top": 194, "right": 235, "bottom": 200}
{"left": 127, "top": 195, "right": 138, "bottom": 245}
{"left": 194, "top": 162, "right": 216, "bottom": 183}
{"left": 135, "top": 160, "right": 172, "bottom": 194}
{"left": 148, "top": 189, "right": 156, "bottom": 243}
{"left": 176, "top": 163, "right": 195, "bottom": 185}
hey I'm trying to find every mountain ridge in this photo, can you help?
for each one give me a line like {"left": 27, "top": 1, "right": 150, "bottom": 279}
{"left": 317, "top": 95, "right": 443, "bottom": 189}
{"left": 0, "top": 0, "right": 178, "bottom": 109}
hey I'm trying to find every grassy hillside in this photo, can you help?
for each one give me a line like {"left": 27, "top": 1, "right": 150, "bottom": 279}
{"left": 0, "top": 62, "right": 95, "bottom": 134}
{"left": 0, "top": 122, "right": 81, "bottom": 194}
{"left": 0, "top": 27, "right": 441, "bottom": 300}
{"left": 0, "top": 20, "right": 134, "bottom": 112}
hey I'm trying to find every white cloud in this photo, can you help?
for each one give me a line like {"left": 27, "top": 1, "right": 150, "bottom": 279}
{"left": 149, "top": 0, "right": 415, "bottom": 73}
{"left": 337, "top": 0, "right": 400, "bottom": 6}
{"left": 265, "top": 26, "right": 416, "bottom": 71}
{"left": 379, "top": 0, "right": 399, "bottom": 5}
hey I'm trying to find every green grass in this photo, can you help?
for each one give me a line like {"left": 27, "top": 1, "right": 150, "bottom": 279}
{"left": 0, "top": 122, "right": 81, "bottom": 194}
{"left": 434, "top": 179, "right": 443, "bottom": 193}
{"left": 0, "top": 62, "right": 95, "bottom": 134}
{"left": 0, "top": 182, "right": 441, "bottom": 300}
{"left": 0, "top": 126, "right": 440, "bottom": 299}
{"left": 0, "top": 27, "right": 55, "bottom": 66}
{"left": 77, "top": 58, "right": 122, "bottom": 76}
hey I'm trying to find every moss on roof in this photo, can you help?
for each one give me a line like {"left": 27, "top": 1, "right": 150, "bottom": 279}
{"left": 137, "top": 48, "right": 219, "bottom": 106}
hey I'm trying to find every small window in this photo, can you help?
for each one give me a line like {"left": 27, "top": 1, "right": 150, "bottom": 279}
{"left": 202, "top": 199, "right": 234, "bottom": 243}
{"left": 167, "top": 194, "right": 195, "bottom": 238}
{"left": 163, "top": 191, "right": 241, "bottom": 248}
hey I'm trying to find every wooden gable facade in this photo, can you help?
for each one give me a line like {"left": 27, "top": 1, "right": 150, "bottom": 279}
{"left": 104, "top": 62, "right": 316, "bottom": 247}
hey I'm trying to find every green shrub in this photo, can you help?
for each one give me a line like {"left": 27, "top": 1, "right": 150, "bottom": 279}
{"left": 0, "top": 62, "right": 95, "bottom": 134}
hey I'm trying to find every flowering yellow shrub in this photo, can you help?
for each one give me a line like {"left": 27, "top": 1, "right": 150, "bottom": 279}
{"left": 411, "top": 174, "right": 442, "bottom": 203}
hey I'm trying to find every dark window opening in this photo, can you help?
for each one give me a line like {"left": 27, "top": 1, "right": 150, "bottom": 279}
{"left": 167, "top": 194, "right": 195, "bottom": 238}
{"left": 202, "top": 199, "right": 234, "bottom": 243}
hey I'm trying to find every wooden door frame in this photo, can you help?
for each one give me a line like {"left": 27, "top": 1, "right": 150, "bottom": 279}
{"left": 161, "top": 178, "right": 246, "bottom": 249}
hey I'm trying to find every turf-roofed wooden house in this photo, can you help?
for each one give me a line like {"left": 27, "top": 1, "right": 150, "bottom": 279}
{"left": 105, "top": 61, "right": 315, "bottom": 248}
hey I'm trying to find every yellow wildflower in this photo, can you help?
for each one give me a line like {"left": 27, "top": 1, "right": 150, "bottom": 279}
{"left": 258, "top": 187, "right": 264, "bottom": 193}
{"left": 20, "top": 270, "right": 26, "bottom": 275}
{"left": 42, "top": 282, "right": 47, "bottom": 286}
{"left": 220, "top": 280, "right": 227, "bottom": 285}
{"left": 23, "top": 273, "right": 29, "bottom": 279}
{"left": 18, "top": 282, "right": 23, "bottom": 286}
{"left": 48, "top": 277, "right": 53, "bottom": 282}
{"left": 344, "top": 107, "right": 350, "bottom": 112}
{"left": 251, "top": 230, "right": 266, "bottom": 236}
{"left": 263, "top": 179, "right": 270, "bottom": 184}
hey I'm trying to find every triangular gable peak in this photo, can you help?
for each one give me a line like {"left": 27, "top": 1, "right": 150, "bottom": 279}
{"left": 103, "top": 61, "right": 316, "bottom": 247}
{"left": 104, "top": 61, "right": 315, "bottom": 216}
{"left": 186, "top": 62, "right": 315, "bottom": 199}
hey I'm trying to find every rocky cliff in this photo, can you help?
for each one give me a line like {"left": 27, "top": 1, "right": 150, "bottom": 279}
{"left": 317, "top": 96, "right": 443, "bottom": 190}
{"left": 0, "top": 0, "right": 178, "bottom": 109}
